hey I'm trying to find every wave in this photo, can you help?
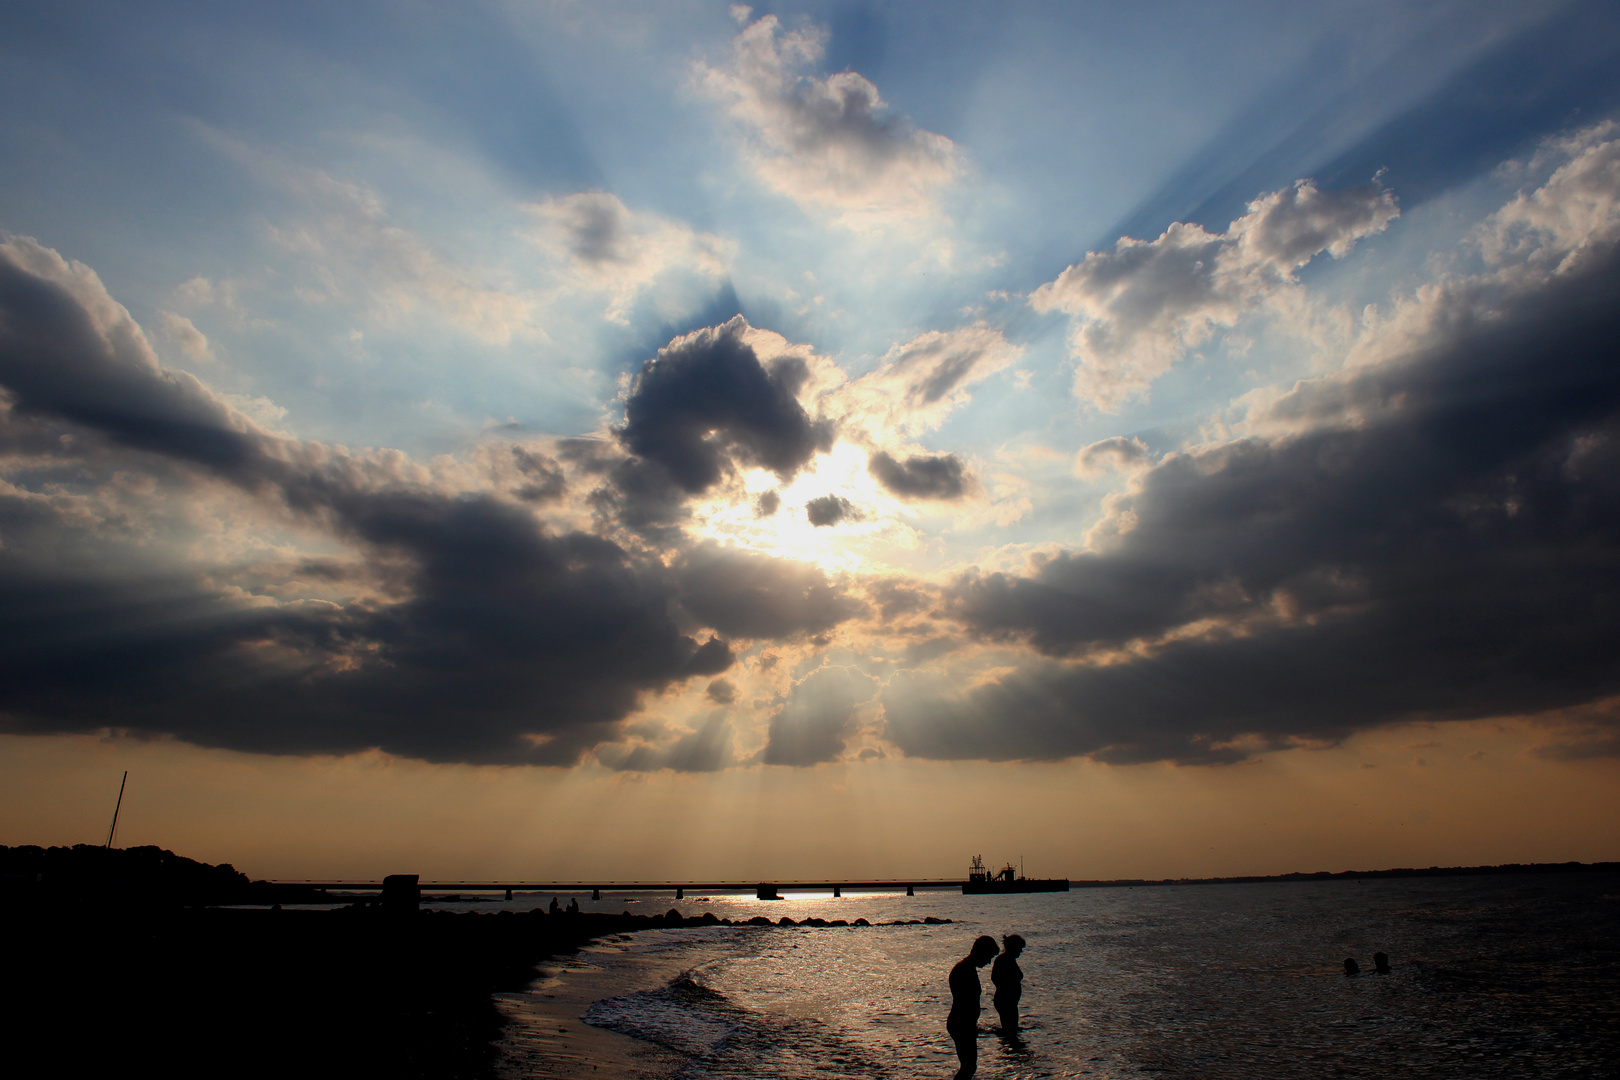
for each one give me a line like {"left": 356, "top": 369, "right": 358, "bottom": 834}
{"left": 583, "top": 969, "right": 739, "bottom": 1059}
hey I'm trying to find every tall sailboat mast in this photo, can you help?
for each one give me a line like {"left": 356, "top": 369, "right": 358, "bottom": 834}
{"left": 105, "top": 771, "right": 128, "bottom": 849}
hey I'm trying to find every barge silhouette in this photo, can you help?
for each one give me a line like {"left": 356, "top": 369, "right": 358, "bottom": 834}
{"left": 961, "top": 855, "right": 1070, "bottom": 894}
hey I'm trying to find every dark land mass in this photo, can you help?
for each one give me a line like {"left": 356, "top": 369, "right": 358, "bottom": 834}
{"left": 1069, "top": 860, "right": 1620, "bottom": 889}
{"left": 0, "top": 845, "right": 949, "bottom": 1079}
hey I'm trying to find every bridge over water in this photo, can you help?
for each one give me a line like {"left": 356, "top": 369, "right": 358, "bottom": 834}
{"left": 272, "top": 878, "right": 965, "bottom": 900}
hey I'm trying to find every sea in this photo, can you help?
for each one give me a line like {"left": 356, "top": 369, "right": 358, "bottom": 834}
{"left": 484, "top": 873, "right": 1619, "bottom": 1079}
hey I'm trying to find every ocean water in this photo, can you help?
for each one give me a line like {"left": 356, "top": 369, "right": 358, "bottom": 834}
{"left": 498, "top": 873, "right": 1620, "bottom": 1079}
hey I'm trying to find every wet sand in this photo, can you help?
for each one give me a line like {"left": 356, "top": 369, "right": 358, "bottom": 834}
{"left": 496, "top": 941, "right": 699, "bottom": 1079}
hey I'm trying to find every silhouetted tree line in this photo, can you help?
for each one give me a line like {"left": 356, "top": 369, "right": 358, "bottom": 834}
{"left": 0, "top": 844, "right": 327, "bottom": 905}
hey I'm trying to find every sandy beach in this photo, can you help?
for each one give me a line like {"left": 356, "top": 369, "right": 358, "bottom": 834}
{"left": 495, "top": 939, "right": 699, "bottom": 1079}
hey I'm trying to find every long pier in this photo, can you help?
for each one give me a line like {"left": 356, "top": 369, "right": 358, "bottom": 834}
{"left": 269, "top": 878, "right": 964, "bottom": 900}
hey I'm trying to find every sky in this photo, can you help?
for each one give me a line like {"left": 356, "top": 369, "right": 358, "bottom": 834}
{"left": 2, "top": 0, "right": 1619, "bottom": 883}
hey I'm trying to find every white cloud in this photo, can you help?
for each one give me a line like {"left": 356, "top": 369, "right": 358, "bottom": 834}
{"left": 835, "top": 323, "right": 1021, "bottom": 437}
{"left": 695, "top": 13, "right": 961, "bottom": 219}
{"left": 525, "top": 191, "right": 733, "bottom": 322}
{"left": 157, "top": 310, "right": 213, "bottom": 362}
{"left": 1032, "top": 178, "right": 1399, "bottom": 410}
{"left": 199, "top": 128, "right": 539, "bottom": 342}
{"left": 262, "top": 165, "right": 538, "bottom": 342}
{"left": 1074, "top": 435, "right": 1152, "bottom": 477}
{"left": 1480, "top": 120, "right": 1620, "bottom": 272}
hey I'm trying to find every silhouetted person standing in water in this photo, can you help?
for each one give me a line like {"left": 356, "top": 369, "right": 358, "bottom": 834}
{"left": 991, "top": 934, "right": 1025, "bottom": 1035}
{"left": 948, "top": 935, "right": 999, "bottom": 1078}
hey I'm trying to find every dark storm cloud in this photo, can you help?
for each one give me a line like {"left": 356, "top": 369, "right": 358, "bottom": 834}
{"left": 673, "top": 541, "right": 865, "bottom": 640}
{"left": 912, "top": 240, "right": 1620, "bottom": 764}
{"left": 762, "top": 665, "right": 879, "bottom": 766}
{"left": 0, "top": 236, "right": 745, "bottom": 766}
{"left": 617, "top": 316, "right": 831, "bottom": 495}
{"left": 0, "top": 484, "right": 739, "bottom": 766}
{"left": 867, "top": 450, "right": 968, "bottom": 500}
{"left": 805, "top": 494, "right": 858, "bottom": 526}
{"left": 0, "top": 245, "right": 260, "bottom": 474}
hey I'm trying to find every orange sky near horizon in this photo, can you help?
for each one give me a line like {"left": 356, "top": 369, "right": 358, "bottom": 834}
{"left": 5, "top": 719, "right": 1616, "bottom": 884}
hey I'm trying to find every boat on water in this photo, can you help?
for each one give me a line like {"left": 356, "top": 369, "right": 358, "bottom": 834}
{"left": 961, "top": 854, "right": 1070, "bottom": 894}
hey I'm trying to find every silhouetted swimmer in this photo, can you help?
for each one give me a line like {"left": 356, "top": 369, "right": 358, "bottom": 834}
{"left": 1344, "top": 957, "right": 1361, "bottom": 977}
{"left": 947, "top": 935, "right": 999, "bottom": 1078}
{"left": 1373, "top": 951, "right": 1390, "bottom": 974}
{"left": 991, "top": 934, "right": 1025, "bottom": 1036}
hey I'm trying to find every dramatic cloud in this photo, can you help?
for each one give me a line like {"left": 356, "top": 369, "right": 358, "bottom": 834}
{"left": 868, "top": 450, "right": 969, "bottom": 500}
{"left": 909, "top": 150, "right": 1620, "bottom": 764}
{"left": 1032, "top": 178, "right": 1398, "bottom": 408}
{"left": 0, "top": 236, "right": 263, "bottom": 474}
{"left": 695, "top": 13, "right": 961, "bottom": 215}
{"left": 763, "top": 664, "right": 879, "bottom": 766}
{"left": 0, "top": 234, "right": 745, "bottom": 765}
{"left": 673, "top": 541, "right": 864, "bottom": 640}
{"left": 617, "top": 316, "right": 832, "bottom": 495}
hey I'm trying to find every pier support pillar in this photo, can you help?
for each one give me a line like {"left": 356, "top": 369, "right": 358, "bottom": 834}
{"left": 833, "top": 885, "right": 841, "bottom": 897}
{"left": 676, "top": 887, "right": 684, "bottom": 900}
{"left": 906, "top": 884, "right": 915, "bottom": 897}
{"left": 592, "top": 888, "right": 601, "bottom": 901}
{"left": 504, "top": 887, "right": 513, "bottom": 901}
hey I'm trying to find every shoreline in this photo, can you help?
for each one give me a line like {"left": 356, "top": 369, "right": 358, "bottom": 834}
{"left": 495, "top": 935, "right": 710, "bottom": 1079}
{"left": 2, "top": 897, "right": 946, "bottom": 1078}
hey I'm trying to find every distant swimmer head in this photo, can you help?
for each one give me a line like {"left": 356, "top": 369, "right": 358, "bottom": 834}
{"left": 972, "top": 935, "right": 1000, "bottom": 964}
{"left": 1373, "top": 952, "right": 1390, "bottom": 974}
{"left": 1344, "top": 957, "right": 1361, "bottom": 977}
{"left": 1003, "top": 933, "right": 1026, "bottom": 956}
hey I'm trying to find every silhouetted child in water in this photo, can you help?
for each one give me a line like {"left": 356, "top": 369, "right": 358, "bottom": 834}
{"left": 991, "top": 934, "right": 1025, "bottom": 1035}
{"left": 948, "top": 935, "right": 999, "bottom": 1078}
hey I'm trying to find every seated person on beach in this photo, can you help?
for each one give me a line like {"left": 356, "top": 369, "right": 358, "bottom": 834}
{"left": 991, "top": 934, "right": 1025, "bottom": 1034}
{"left": 947, "top": 935, "right": 1000, "bottom": 1079}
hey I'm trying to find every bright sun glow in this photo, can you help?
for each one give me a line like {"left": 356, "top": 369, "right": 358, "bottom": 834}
{"left": 689, "top": 443, "right": 927, "bottom": 574}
